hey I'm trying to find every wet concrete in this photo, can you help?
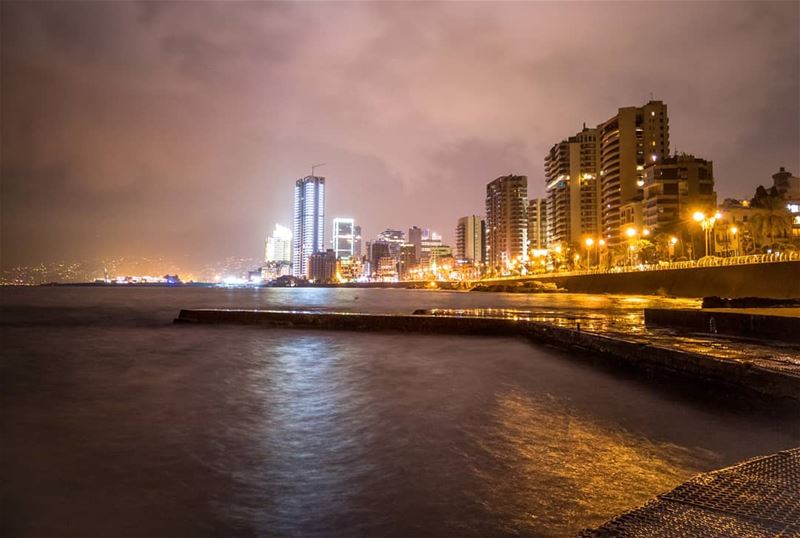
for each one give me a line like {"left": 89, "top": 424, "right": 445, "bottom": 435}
{"left": 645, "top": 308, "right": 800, "bottom": 344}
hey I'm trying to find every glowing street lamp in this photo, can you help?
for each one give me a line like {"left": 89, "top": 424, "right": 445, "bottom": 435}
{"left": 584, "top": 237, "right": 595, "bottom": 269}
{"left": 693, "top": 211, "right": 718, "bottom": 257}
{"left": 729, "top": 226, "right": 739, "bottom": 257}
{"left": 669, "top": 235, "right": 679, "bottom": 261}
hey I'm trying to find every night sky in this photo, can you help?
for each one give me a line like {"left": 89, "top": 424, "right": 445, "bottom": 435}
{"left": 2, "top": 1, "right": 798, "bottom": 270}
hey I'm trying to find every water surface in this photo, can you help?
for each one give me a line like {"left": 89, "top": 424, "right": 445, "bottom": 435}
{"left": 2, "top": 287, "right": 798, "bottom": 537}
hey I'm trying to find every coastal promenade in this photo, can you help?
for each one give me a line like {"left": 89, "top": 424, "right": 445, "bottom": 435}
{"left": 478, "top": 257, "right": 800, "bottom": 299}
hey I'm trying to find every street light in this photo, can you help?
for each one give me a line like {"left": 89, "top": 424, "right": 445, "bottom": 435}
{"left": 693, "top": 211, "right": 717, "bottom": 257}
{"left": 669, "top": 236, "right": 678, "bottom": 261}
{"left": 584, "top": 237, "right": 595, "bottom": 269}
{"left": 730, "top": 226, "right": 739, "bottom": 257}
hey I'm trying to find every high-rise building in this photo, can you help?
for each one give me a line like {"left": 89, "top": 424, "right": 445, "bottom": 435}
{"left": 332, "top": 217, "right": 356, "bottom": 259}
{"left": 265, "top": 223, "right": 292, "bottom": 263}
{"left": 398, "top": 244, "right": 418, "bottom": 279}
{"left": 486, "top": 175, "right": 528, "bottom": 271}
{"left": 353, "top": 225, "right": 363, "bottom": 258}
{"left": 376, "top": 229, "right": 405, "bottom": 259}
{"left": 369, "top": 241, "right": 391, "bottom": 275}
{"left": 527, "top": 199, "right": 548, "bottom": 250}
{"left": 598, "top": 100, "right": 669, "bottom": 245}
{"left": 292, "top": 175, "right": 325, "bottom": 278}
{"left": 455, "top": 215, "right": 485, "bottom": 263}
{"left": 544, "top": 126, "right": 601, "bottom": 247}
{"left": 642, "top": 154, "right": 716, "bottom": 230}
{"left": 408, "top": 226, "right": 423, "bottom": 260}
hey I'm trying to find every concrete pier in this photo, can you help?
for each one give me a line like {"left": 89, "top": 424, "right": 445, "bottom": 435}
{"left": 175, "top": 309, "right": 800, "bottom": 406}
{"left": 580, "top": 447, "right": 800, "bottom": 536}
{"left": 644, "top": 308, "right": 800, "bottom": 343}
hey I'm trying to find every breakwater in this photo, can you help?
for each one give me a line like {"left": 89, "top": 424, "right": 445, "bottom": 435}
{"left": 175, "top": 309, "right": 800, "bottom": 407}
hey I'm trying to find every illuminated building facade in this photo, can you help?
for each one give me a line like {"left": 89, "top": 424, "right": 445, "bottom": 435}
{"left": 332, "top": 218, "right": 356, "bottom": 259}
{"left": 598, "top": 101, "right": 669, "bottom": 246}
{"left": 527, "top": 198, "right": 548, "bottom": 250}
{"left": 292, "top": 175, "right": 325, "bottom": 278}
{"left": 265, "top": 223, "right": 292, "bottom": 263}
{"left": 455, "top": 215, "right": 485, "bottom": 263}
{"left": 486, "top": 175, "right": 528, "bottom": 271}
{"left": 544, "top": 126, "right": 601, "bottom": 247}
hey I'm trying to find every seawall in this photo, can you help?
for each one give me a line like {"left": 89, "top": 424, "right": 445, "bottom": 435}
{"left": 491, "top": 261, "right": 800, "bottom": 298}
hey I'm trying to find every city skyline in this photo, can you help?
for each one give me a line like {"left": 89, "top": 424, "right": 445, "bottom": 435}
{"left": 2, "top": 1, "right": 799, "bottom": 270}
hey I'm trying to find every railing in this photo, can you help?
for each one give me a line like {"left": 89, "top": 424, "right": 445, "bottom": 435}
{"left": 484, "top": 251, "right": 799, "bottom": 281}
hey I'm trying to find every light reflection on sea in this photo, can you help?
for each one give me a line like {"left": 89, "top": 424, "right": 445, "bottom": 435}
{"left": 1, "top": 287, "right": 798, "bottom": 537}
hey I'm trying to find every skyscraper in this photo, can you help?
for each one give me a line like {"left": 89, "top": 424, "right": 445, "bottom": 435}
{"left": 598, "top": 100, "right": 669, "bottom": 245}
{"left": 455, "top": 215, "right": 485, "bottom": 263}
{"left": 486, "top": 175, "right": 528, "bottom": 272}
{"left": 332, "top": 217, "right": 356, "bottom": 259}
{"left": 544, "top": 126, "right": 601, "bottom": 247}
{"left": 292, "top": 175, "right": 325, "bottom": 278}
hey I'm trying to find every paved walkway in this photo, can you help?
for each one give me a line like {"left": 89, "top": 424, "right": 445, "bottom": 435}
{"left": 579, "top": 447, "right": 800, "bottom": 536}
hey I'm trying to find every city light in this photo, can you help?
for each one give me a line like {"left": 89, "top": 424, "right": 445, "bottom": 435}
{"left": 625, "top": 227, "right": 637, "bottom": 238}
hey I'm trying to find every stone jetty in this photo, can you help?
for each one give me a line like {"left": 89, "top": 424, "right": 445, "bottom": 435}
{"left": 175, "top": 309, "right": 800, "bottom": 407}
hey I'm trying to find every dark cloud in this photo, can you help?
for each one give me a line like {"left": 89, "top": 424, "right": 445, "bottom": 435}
{"left": 2, "top": 1, "right": 798, "bottom": 269}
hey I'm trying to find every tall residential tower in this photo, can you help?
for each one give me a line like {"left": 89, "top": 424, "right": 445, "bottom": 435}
{"left": 598, "top": 100, "right": 669, "bottom": 245}
{"left": 455, "top": 215, "right": 486, "bottom": 263}
{"left": 486, "top": 175, "right": 528, "bottom": 272}
{"left": 544, "top": 126, "right": 601, "bottom": 247}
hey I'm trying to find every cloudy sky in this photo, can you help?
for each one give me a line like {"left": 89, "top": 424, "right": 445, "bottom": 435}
{"left": 2, "top": 1, "right": 798, "bottom": 269}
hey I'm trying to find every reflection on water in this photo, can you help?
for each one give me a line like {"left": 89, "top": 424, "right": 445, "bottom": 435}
{"left": 468, "top": 390, "right": 710, "bottom": 535}
{"left": 2, "top": 287, "right": 798, "bottom": 537}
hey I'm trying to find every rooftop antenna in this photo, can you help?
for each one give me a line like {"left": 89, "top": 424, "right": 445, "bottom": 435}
{"left": 311, "top": 162, "right": 326, "bottom": 177}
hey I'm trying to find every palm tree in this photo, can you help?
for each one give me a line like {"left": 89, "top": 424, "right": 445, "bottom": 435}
{"left": 749, "top": 195, "right": 792, "bottom": 249}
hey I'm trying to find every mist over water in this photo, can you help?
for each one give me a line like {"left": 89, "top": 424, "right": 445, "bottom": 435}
{"left": 2, "top": 287, "right": 798, "bottom": 537}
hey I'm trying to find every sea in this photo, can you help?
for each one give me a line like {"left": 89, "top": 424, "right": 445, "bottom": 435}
{"left": 2, "top": 286, "right": 798, "bottom": 537}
